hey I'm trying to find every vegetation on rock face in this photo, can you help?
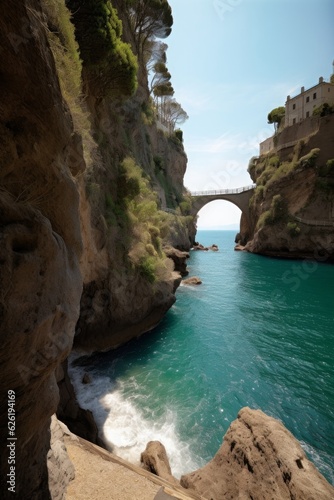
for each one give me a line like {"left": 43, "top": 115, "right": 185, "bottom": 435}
{"left": 319, "top": 158, "right": 334, "bottom": 177}
{"left": 42, "top": 0, "right": 82, "bottom": 98}
{"left": 297, "top": 148, "right": 320, "bottom": 168}
{"left": 105, "top": 156, "right": 192, "bottom": 283}
{"left": 250, "top": 117, "right": 334, "bottom": 249}
{"left": 41, "top": 0, "right": 98, "bottom": 168}
{"left": 315, "top": 158, "right": 334, "bottom": 194}
{"left": 67, "top": 0, "right": 138, "bottom": 98}
{"left": 43, "top": 0, "right": 193, "bottom": 280}
{"left": 256, "top": 194, "right": 287, "bottom": 229}
{"left": 250, "top": 145, "right": 321, "bottom": 197}
{"left": 286, "top": 221, "right": 301, "bottom": 237}
{"left": 313, "top": 102, "right": 334, "bottom": 117}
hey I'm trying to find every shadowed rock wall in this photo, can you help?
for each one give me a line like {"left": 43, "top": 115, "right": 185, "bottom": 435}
{"left": 0, "top": 2, "right": 82, "bottom": 497}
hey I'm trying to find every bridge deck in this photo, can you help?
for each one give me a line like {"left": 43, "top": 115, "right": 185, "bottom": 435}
{"left": 191, "top": 184, "right": 255, "bottom": 197}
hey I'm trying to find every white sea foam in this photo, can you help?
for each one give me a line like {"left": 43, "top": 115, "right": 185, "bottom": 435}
{"left": 68, "top": 355, "right": 202, "bottom": 478}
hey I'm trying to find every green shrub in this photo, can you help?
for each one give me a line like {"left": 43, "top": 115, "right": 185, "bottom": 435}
{"left": 287, "top": 222, "right": 301, "bottom": 237}
{"left": 313, "top": 103, "right": 334, "bottom": 117}
{"left": 326, "top": 159, "right": 334, "bottom": 173}
{"left": 257, "top": 210, "right": 273, "bottom": 228}
{"left": 254, "top": 185, "right": 265, "bottom": 203}
{"left": 67, "top": 0, "right": 138, "bottom": 98}
{"left": 271, "top": 194, "right": 287, "bottom": 220}
{"left": 145, "top": 243, "right": 157, "bottom": 256}
{"left": 269, "top": 155, "right": 280, "bottom": 168}
{"left": 153, "top": 155, "right": 164, "bottom": 172}
{"left": 256, "top": 194, "right": 287, "bottom": 229}
{"left": 179, "top": 200, "right": 191, "bottom": 215}
{"left": 169, "top": 130, "right": 184, "bottom": 149}
{"left": 148, "top": 224, "right": 160, "bottom": 238}
{"left": 139, "top": 256, "right": 157, "bottom": 283}
{"left": 257, "top": 166, "right": 276, "bottom": 186}
{"left": 265, "top": 161, "right": 298, "bottom": 189}
{"left": 141, "top": 101, "right": 155, "bottom": 125}
{"left": 255, "top": 161, "right": 266, "bottom": 177}
{"left": 318, "top": 158, "right": 334, "bottom": 177}
{"left": 298, "top": 148, "right": 320, "bottom": 168}
{"left": 174, "top": 129, "right": 183, "bottom": 142}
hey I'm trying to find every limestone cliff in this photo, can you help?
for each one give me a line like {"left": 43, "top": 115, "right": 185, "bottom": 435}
{"left": 0, "top": 0, "right": 193, "bottom": 497}
{"left": 0, "top": 1, "right": 82, "bottom": 497}
{"left": 63, "top": 0, "right": 194, "bottom": 353}
{"left": 241, "top": 115, "right": 334, "bottom": 261}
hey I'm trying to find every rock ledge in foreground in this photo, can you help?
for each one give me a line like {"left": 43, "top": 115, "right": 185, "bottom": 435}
{"left": 181, "top": 407, "right": 334, "bottom": 500}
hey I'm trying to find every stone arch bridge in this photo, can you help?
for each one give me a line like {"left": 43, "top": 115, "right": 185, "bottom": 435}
{"left": 190, "top": 184, "right": 256, "bottom": 219}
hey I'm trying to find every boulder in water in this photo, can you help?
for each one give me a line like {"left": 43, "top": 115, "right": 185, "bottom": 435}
{"left": 183, "top": 276, "right": 202, "bottom": 286}
{"left": 141, "top": 441, "right": 178, "bottom": 485}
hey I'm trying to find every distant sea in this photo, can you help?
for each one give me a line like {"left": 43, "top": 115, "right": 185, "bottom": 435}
{"left": 69, "top": 230, "right": 334, "bottom": 483}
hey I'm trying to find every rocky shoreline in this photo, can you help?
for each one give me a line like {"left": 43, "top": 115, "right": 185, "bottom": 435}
{"left": 49, "top": 406, "right": 334, "bottom": 499}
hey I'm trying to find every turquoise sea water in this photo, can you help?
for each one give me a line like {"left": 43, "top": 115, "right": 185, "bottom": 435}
{"left": 70, "top": 230, "right": 334, "bottom": 483}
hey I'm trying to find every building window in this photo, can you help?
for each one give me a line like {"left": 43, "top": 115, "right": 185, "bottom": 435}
{"left": 313, "top": 92, "right": 317, "bottom": 99}
{"left": 306, "top": 96, "right": 310, "bottom": 103}
{"left": 306, "top": 111, "right": 310, "bottom": 118}
{"left": 329, "top": 88, "right": 331, "bottom": 92}
{"left": 293, "top": 118, "right": 296, "bottom": 124}
{"left": 293, "top": 103, "right": 296, "bottom": 110}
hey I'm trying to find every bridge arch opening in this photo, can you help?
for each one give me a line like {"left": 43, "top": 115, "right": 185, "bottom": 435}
{"left": 196, "top": 200, "right": 242, "bottom": 230}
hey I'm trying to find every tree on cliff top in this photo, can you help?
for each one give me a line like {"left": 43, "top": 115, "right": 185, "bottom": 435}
{"left": 150, "top": 61, "right": 173, "bottom": 96}
{"left": 67, "top": 0, "right": 138, "bottom": 98}
{"left": 267, "top": 106, "right": 285, "bottom": 133}
{"left": 165, "top": 99, "right": 189, "bottom": 130}
{"left": 124, "top": 0, "right": 173, "bottom": 56}
{"left": 146, "top": 40, "right": 168, "bottom": 70}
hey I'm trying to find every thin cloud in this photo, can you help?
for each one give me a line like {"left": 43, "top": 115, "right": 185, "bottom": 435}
{"left": 186, "top": 133, "right": 241, "bottom": 154}
{"left": 174, "top": 87, "right": 213, "bottom": 113}
{"left": 185, "top": 130, "right": 270, "bottom": 155}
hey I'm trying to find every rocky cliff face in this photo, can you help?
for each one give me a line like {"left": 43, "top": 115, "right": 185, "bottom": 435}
{"left": 0, "top": 1, "right": 193, "bottom": 497}
{"left": 242, "top": 115, "right": 334, "bottom": 261}
{"left": 72, "top": 80, "right": 191, "bottom": 353}
{"left": 63, "top": 2, "right": 193, "bottom": 353}
{"left": 0, "top": 2, "right": 82, "bottom": 497}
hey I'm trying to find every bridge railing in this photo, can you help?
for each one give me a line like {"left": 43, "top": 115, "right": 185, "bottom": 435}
{"left": 191, "top": 184, "right": 256, "bottom": 197}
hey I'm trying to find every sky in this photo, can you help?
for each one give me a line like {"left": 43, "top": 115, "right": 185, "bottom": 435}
{"left": 165, "top": 0, "right": 334, "bottom": 229}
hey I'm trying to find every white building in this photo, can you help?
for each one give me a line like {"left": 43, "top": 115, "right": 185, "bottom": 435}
{"left": 259, "top": 67, "right": 334, "bottom": 155}
{"left": 285, "top": 77, "right": 334, "bottom": 127}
